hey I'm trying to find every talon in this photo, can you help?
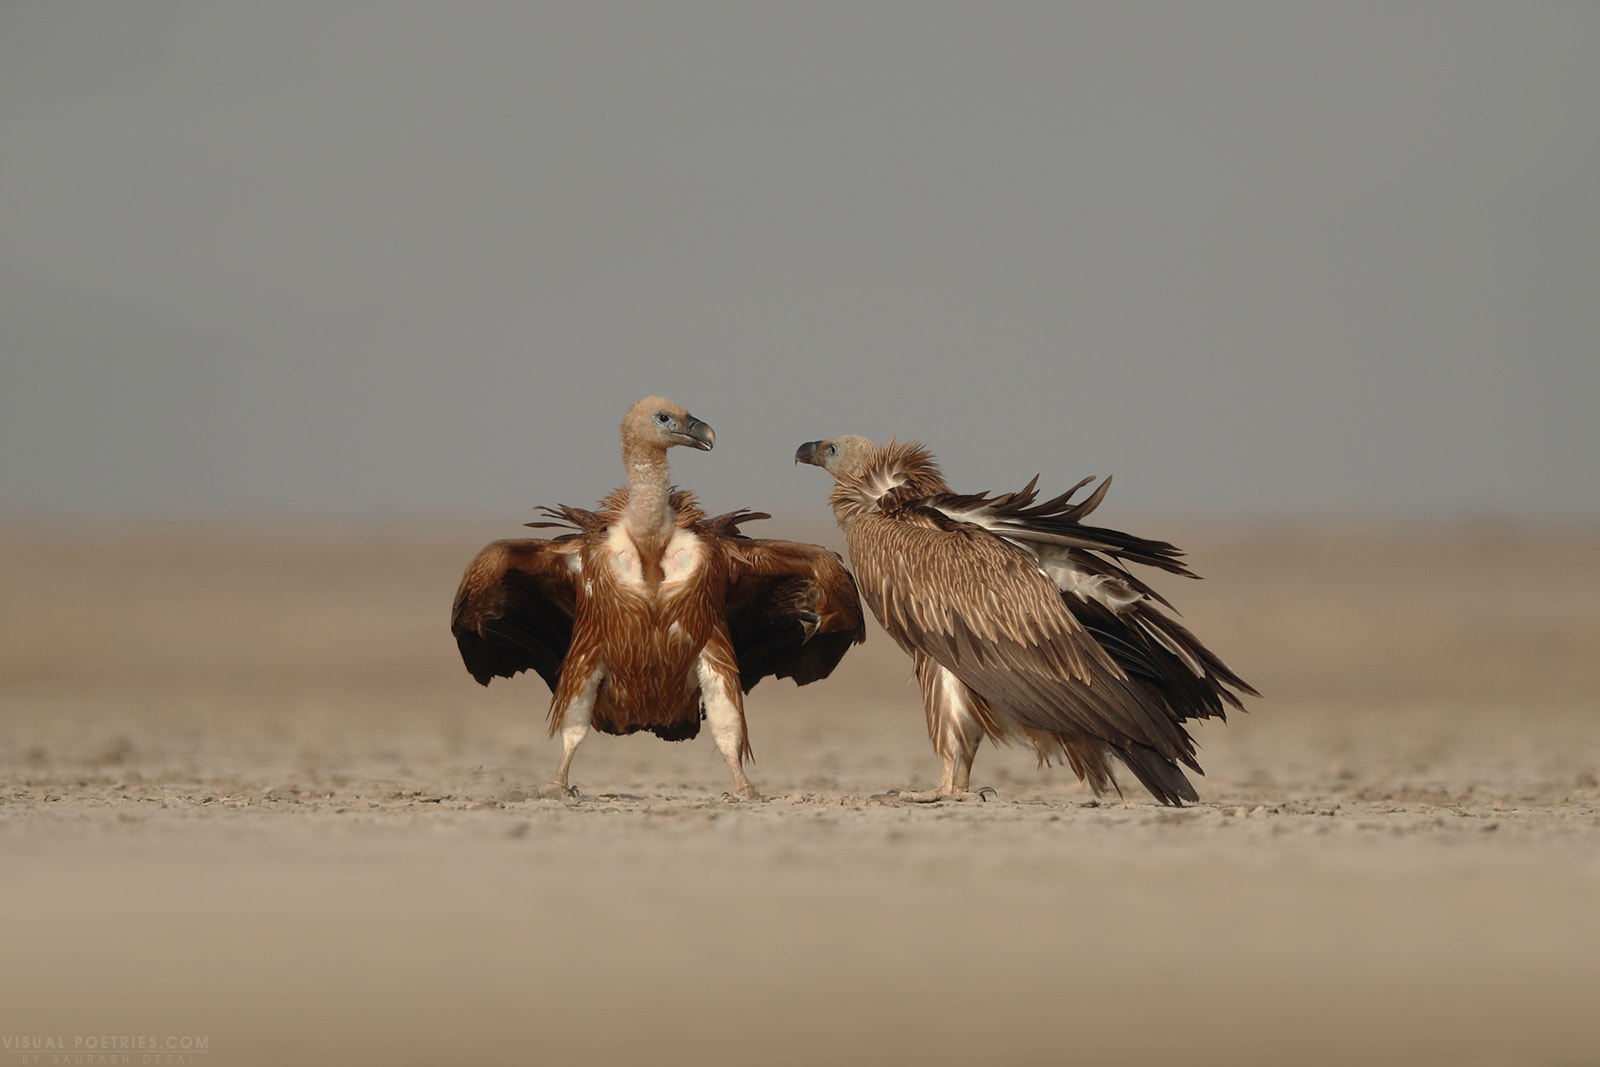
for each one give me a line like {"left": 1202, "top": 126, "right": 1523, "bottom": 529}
{"left": 976, "top": 786, "right": 998, "bottom": 802}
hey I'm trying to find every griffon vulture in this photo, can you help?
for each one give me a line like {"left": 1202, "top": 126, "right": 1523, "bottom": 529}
{"left": 797, "top": 435, "right": 1256, "bottom": 805}
{"left": 452, "top": 397, "right": 865, "bottom": 800}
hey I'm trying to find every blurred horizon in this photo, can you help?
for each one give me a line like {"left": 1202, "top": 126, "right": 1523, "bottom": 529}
{"left": 3, "top": 3, "right": 1597, "bottom": 523}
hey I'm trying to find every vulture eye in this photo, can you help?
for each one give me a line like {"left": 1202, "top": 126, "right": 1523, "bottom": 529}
{"left": 828, "top": 444, "right": 839, "bottom": 457}
{"left": 654, "top": 411, "right": 672, "bottom": 426}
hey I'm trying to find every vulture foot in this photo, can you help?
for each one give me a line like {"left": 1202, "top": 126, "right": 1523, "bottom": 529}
{"left": 536, "top": 781, "right": 580, "bottom": 801}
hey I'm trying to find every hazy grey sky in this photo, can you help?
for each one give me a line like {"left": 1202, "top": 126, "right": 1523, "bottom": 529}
{"left": 3, "top": 3, "right": 1596, "bottom": 520}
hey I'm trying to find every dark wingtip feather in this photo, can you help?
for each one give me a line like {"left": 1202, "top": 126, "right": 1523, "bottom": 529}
{"left": 1116, "top": 744, "right": 1201, "bottom": 806}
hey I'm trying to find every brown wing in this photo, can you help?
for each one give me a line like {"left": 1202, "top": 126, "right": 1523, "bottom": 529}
{"left": 846, "top": 510, "right": 1205, "bottom": 804}
{"left": 450, "top": 537, "right": 583, "bottom": 689}
{"left": 717, "top": 531, "right": 866, "bottom": 693}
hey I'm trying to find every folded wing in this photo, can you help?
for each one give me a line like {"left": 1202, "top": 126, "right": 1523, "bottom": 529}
{"left": 847, "top": 511, "right": 1205, "bottom": 786}
{"left": 907, "top": 478, "right": 1255, "bottom": 719}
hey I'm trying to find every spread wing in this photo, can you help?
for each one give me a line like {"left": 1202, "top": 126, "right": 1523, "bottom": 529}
{"left": 710, "top": 515, "right": 866, "bottom": 692}
{"left": 847, "top": 509, "right": 1208, "bottom": 803}
{"left": 450, "top": 537, "right": 584, "bottom": 689}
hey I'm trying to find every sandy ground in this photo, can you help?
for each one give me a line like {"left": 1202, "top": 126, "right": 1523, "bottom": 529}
{"left": 2, "top": 518, "right": 1598, "bottom": 1066}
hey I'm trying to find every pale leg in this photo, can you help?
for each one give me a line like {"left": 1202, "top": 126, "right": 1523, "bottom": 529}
{"left": 697, "top": 655, "right": 760, "bottom": 800}
{"left": 940, "top": 739, "right": 981, "bottom": 796}
{"left": 540, "top": 666, "right": 602, "bottom": 799}
{"left": 917, "top": 654, "right": 990, "bottom": 801}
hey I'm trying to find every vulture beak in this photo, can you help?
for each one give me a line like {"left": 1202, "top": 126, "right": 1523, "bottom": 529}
{"left": 680, "top": 416, "right": 715, "bottom": 451}
{"left": 795, "top": 440, "right": 822, "bottom": 467}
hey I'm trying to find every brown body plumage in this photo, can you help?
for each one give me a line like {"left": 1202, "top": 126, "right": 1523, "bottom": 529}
{"left": 797, "top": 435, "right": 1256, "bottom": 805}
{"left": 452, "top": 398, "right": 865, "bottom": 799}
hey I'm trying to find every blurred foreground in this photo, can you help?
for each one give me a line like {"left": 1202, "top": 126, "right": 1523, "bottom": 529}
{"left": 2, "top": 519, "right": 1597, "bottom": 1065}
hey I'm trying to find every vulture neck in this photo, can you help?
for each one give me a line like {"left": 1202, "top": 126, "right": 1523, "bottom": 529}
{"left": 620, "top": 438, "right": 677, "bottom": 554}
{"left": 829, "top": 443, "right": 948, "bottom": 528}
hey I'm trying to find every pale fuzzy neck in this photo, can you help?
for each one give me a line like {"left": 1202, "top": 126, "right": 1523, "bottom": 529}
{"left": 621, "top": 439, "right": 675, "bottom": 543}
{"left": 832, "top": 486, "right": 870, "bottom": 531}
{"left": 828, "top": 491, "right": 858, "bottom": 531}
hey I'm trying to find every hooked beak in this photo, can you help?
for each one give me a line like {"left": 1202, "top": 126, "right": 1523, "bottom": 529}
{"left": 680, "top": 416, "right": 715, "bottom": 451}
{"left": 794, "top": 440, "right": 822, "bottom": 466}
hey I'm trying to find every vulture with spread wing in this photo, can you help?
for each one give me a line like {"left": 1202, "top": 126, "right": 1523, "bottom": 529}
{"left": 797, "top": 435, "right": 1256, "bottom": 805}
{"left": 453, "top": 398, "right": 864, "bottom": 799}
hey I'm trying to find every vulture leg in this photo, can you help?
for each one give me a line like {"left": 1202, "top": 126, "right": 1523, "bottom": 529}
{"left": 696, "top": 651, "right": 761, "bottom": 801}
{"left": 540, "top": 665, "right": 602, "bottom": 799}
{"left": 915, "top": 654, "right": 990, "bottom": 801}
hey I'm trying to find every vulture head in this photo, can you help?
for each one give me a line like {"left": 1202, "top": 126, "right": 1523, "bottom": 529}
{"left": 623, "top": 396, "right": 716, "bottom": 456}
{"left": 798, "top": 435, "right": 946, "bottom": 525}
{"left": 794, "top": 435, "right": 875, "bottom": 478}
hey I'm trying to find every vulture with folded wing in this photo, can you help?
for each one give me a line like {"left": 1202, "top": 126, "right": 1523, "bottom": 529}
{"left": 797, "top": 435, "right": 1255, "bottom": 805}
{"left": 453, "top": 397, "right": 865, "bottom": 799}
